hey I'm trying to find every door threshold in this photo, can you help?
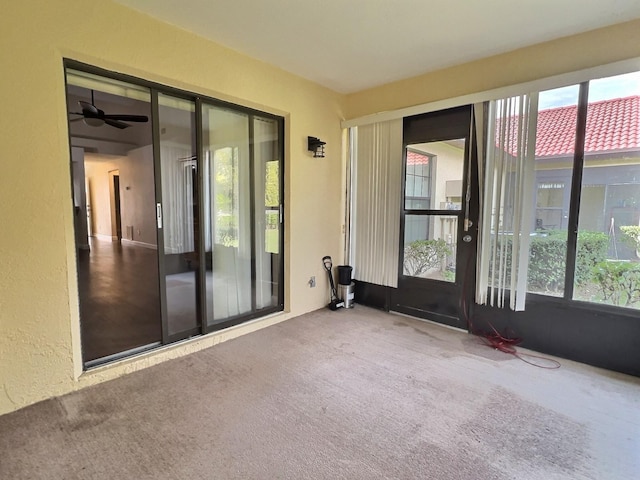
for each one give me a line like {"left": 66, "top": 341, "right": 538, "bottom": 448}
{"left": 84, "top": 342, "right": 162, "bottom": 369}
{"left": 390, "top": 310, "right": 469, "bottom": 334}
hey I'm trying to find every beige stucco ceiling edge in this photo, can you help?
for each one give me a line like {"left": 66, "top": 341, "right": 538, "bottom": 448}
{"left": 341, "top": 57, "right": 640, "bottom": 129}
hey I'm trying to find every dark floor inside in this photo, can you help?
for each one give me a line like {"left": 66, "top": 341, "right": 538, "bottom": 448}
{"left": 77, "top": 238, "right": 161, "bottom": 362}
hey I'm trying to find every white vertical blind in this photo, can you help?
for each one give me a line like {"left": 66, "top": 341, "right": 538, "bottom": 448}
{"left": 351, "top": 119, "right": 403, "bottom": 287}
{"left": 476, "top": 94, "right": 538, "bottom": 311}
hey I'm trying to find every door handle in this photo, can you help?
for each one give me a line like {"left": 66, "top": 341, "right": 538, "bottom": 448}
{"left": 156, "top": 203, "right": 163, "bottom": 229}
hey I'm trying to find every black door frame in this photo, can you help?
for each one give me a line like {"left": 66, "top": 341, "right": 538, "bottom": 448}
{"left": 391, "top": 105, "right": 479, "bottom": 330}
{"left": 354, "top": 80, "right": 640, "bottom": 377}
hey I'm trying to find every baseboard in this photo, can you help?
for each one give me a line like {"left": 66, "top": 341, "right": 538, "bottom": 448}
{"left": 92, "top": 234, "right": 113, "bottom": 242}
{"left": 121, "top": 239, "right": 158, "bottom": 250}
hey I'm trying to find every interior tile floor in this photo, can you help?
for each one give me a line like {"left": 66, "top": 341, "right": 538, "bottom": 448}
{"left": 77, "top": 237, "right": 162, "bottom": 362}
{"left": 77, "top": 237, "right": 277, "bottom": 363}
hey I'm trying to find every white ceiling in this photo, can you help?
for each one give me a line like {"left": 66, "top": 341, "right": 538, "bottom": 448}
{"left": 113, "top": 0, "right": 640, "bottom": 94}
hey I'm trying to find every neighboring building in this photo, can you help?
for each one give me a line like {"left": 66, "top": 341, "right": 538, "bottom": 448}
{"left": 534, "top": 95, "right": 640, "bottom": 259}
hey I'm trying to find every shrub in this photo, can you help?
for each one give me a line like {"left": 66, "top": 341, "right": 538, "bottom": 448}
{"left": 575, "top": 231, "right": 609, "bottom": 284}
{"left": 528, "top": 233, "right": 568, "bottom": 292}
{"left": 490, "top": 231, "right": 608, "bottom": 293}
{"left": 592, "top": 261, "right": 640, "bottom": 306}
{"left": 404, "top": 239, "right": 451, "bottom": 276}
{"left": 620, "top": 225, "right": 640, "bottom": 257}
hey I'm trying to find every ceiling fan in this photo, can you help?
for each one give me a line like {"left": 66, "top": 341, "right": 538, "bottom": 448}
{"left": 69, "top": 90, "right": 149, "bottom": 129}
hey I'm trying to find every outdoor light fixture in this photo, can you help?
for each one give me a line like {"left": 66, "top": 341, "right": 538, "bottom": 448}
{"left": 308, "top": 136, "right": 326, "bottom": 158}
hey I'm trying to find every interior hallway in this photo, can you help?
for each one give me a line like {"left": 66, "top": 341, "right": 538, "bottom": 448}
{"left": 77, "top": 238, "right": 161, "bottom": 362}
{"left": 1, "top": 307, "right": 638, "bottom": 479}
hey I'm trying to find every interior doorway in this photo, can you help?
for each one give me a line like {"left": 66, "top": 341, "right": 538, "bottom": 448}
{"left": 109, "top": 171, "right": 122, "bottom": 241}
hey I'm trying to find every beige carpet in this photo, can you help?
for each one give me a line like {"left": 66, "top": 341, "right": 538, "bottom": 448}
{"left": 1, "top": 307, "right": 639, "bottom": 479}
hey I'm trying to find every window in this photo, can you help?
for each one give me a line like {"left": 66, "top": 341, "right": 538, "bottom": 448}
{"left": 212, "top": 146, "right": 240, "bottom": 247}
{"left": 402, "top": 140, "right": 465, "bottom": 282}
{"left": 405, "top": 150, "right": 432, "bottom": 209}
{"left": 573, "top": 72, "right": 640, "bottom": 309}
{"left": 523, "top": 87, "right": 580, "bottom": 298}
{"left": 536, "top": 182, "right": 565, "bottom": 230}
{"left": 265, "top": 160, "right": 280, "bottom": 254}
{"left": 484, "top": 71, "right": 640, "bottom": 310}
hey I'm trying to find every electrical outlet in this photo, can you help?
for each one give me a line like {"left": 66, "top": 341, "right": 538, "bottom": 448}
{"left": 309, "top": 276, "right": 316, "bottom": 288}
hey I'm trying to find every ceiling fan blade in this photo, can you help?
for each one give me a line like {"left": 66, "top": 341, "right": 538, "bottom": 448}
{"left": 104, "top": 119, "right": 130, "bottom": 129}
{"left": 103, "top": 114, "right": 149, "bottom": 123}
{"left": 70, "top": 117, "right": 84, "bottom": 123}
{"left": 79, "top": 100, "right": 99, "bottom": 115}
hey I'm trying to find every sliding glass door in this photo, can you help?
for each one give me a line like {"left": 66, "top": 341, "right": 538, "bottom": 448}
{"left": 253, "top": 116, "right": 282, "bottom": 311}
{"left": 66, "top": 60, "right": 284, "bottom": 366}
{"left": 200, "top": 105, "right": 283, "bottom": 329}
{"left": 156, "top": 93, "right": 201, "bottom": 341}
{"left": 154, "top": 95, "right": 284, "bottom": 342}
{"left": 201, "top": 105, "right": 253, "bottom": 324}
{"left": 156, "top": 97, "right": 284, "bottom": 340}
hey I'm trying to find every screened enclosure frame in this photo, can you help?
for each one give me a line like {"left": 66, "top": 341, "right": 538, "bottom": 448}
{"left": 477, "top": 79, "right": 640, "bottom": 318}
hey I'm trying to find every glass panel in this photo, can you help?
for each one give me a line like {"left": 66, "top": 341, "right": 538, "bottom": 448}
{"left": 202, "top": 105, "right": 253, "bottom": 324}
{"left": 405, "top": 140, "right": 465, "bottom": 211}
{"left": 403, "top": 214, "right": 457, "bottom": 282}
{"left": 254, "top": 117, "right": 281, "bottom": 310}
{"left": 526, "top": 85, "right": 579, "bottom": 297}
{"left": 158, "top": 93, "right": 200, "bottom": 336}
{"left": 574, "top": 71, "right": 640, "bottom": 308}
{"left": 67, "top": 70, "right": 159, "bottom": 363}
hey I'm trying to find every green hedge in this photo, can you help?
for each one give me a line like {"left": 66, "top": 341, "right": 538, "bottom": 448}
{"left": 593, "top": 261, "right": 640, "bottom": 306}
{"left": 403, "top": 239, "right": 451, "bottom": 276}
{"left": 493, "top": 231, "right": 608, "bottom": 293}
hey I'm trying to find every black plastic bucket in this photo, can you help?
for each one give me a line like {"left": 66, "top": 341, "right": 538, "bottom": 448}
{"left": 337, "top": 265, "right": 353, "bottom": 285}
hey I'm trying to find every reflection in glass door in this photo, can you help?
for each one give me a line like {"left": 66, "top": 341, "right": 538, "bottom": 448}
{"left": 254, "top": 116, "right": 282, "bottom": 310}
{"left": 202, "top": 106, "right": 253, "bottom": 324}
{"left": 403, "top": 143, "right": 465, "bottom": 283}
{"left": 201, "top": 106, "right": 283, "bottom": 327}
{"left": 157, "top": 93, "right": 201, "bottom": 340}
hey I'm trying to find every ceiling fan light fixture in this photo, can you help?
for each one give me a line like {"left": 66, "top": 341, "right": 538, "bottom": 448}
{"left": 69, "top": 90, "right": 149, "bottom": 129}
{"left": 83, "top": 117, "right": 104, "bottom": 127}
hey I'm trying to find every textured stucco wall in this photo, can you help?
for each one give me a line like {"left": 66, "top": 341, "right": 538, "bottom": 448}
{"left": 0, "top": 0, "right": 345, "bottom": 415}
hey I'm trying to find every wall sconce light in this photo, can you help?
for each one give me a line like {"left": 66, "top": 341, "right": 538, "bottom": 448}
{"left": 308, "top": 136, "right": 326, "bottom": 158}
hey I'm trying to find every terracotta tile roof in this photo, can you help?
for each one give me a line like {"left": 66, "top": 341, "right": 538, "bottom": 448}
{"left": 407, "top": 150, "right": 430, "bottom": 165}
{"left": 410, "top": 97, "right": 639, "bottom": 161}
{"left": 536, "top": 95, "right": 640, "bottom": 157}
